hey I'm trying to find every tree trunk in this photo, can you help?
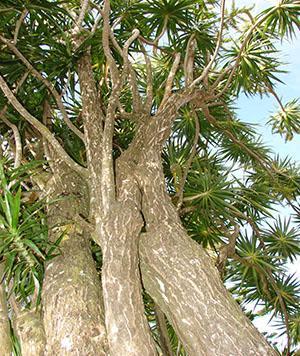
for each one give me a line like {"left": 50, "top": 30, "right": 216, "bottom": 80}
{"left": 0, "top": 263, "right": 11, "bottom": 355}
{"left": 137, "top": 150, "right": 276, "bottom": 355}
{"left": 41, "top": 166, "right": 107, "bottom": 355}
{"left": 14, "top": 308, "right": 46, "bottom": 356}
{"left": 140, "top": 226, "right": 276, "bottom": 356}
{"left": 97, "top": 161, "right": 158, "bottom": 355}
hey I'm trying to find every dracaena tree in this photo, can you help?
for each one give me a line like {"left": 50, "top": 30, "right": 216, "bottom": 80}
{"left": 0, "top": 0, "right": 300, "bottom": 355}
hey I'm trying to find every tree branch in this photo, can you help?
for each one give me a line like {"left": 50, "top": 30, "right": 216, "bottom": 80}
{"left": 0, "top": 75, "right": 87, "bottom": 178}
{"left": 75, "top": 0, "right": 90, "bottom": 32}
{"left": 0, "top": 35, "right": 85, "bottom": 142}
{"left": 154, "top": 304, "right": 174, "bottom": 356}
{"left": 191, "top": 0, "right": 226, "bottom": 86}
{"left": 211, "top": 6, "right": 277, "bottom": 99}
{"left": 201, "top": 105, "right": 274, "bottom": 175}
{"left": 184, "top": 34, "right": 196, "bottom": 86}
{"left": 13, "top": 9, "right": 28, "bottom": 45}
{"left": 0, "top": 72, "right": 28, "bottom": 168}
{"left": 159, "top": 53, "right": 181, "bottom": 109}
{"left": 139, "top": 41, "right": 153, "bottom": 114}
{"left": 102, "top": 0, "right": 119, "bottom": 84}
{"left": 0, "top": 109, "right": 22, "bottom": 169}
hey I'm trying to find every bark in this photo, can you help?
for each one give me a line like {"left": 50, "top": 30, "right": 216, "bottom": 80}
{"left": 77, "top": 50, "right": 157, "bottom": 355}
{"left": 42, "top": 166, "right": 107, "bottom": 355}
{"left": 0, "top": 263, "right": 11, "bottom": 355}
{"left": 140, "top": 226, "right": 276, "bottom": 356}
{"left": 136, "top": 150, "right": 277, "bottom": 356}
{"left": 98, "top": 162, "right": 157, "bottom": 356}
{"left": 14, "top": 308, "right": 46, "bottom": 356}
{"left": 77, "top": 52, "right": 103, "bottom": 218}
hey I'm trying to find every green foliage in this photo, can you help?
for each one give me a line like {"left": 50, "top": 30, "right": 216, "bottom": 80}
{"left": 263, "top": 218, "right": 300, "bottom": 262}
{"left": 0, "top": 160, "right": 50, "bottom": 305}
{"left": 268, "top": 99, "right": 300, "bottom": 141}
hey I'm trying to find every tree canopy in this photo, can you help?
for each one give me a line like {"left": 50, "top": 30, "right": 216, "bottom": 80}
{"left": 0, "top": 0, "right": 300, "bottom": 355}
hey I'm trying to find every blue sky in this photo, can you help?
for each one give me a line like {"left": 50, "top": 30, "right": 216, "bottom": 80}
{"left": 227, "top": 1, "right": 300, "bottom": 349}
{"left": 237, "top": 36, "right": 300, "bottom": 158}
{"left": 227, "top": 0, "right": 300, "bottom": 157}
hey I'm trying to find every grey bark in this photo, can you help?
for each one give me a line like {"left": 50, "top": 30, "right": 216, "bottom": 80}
{"left": 41, "top": 165, "right": 107, "bottom": 355}
{"left": 137, "top": 150, "right": 277, "bottom": 356}
{"left": 78, "top": 50, "right": 157, "bottom": 355}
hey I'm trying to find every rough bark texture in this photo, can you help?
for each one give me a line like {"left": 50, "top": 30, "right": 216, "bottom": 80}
{"left": 77, "top": 52, "right": 103, "bottom": 218}
{"left": 41, "top": 166, "right": 107, "bottom": 355}
{"left": 14, "top": 309, "right": 46, "bottom": 356}
{"left": 98, "top": 162, "right": 157, "bottom": 356}
{"left": 76, "top": 49, "right": 157, "bottom": 354}
{"left": 0, "top": 263, "right": 11, "bottom": 355}
{"left": 100, "top": 202, "right": 157, "bottom": 356}
{"left": 140, "top": 227, "right": 276, "bottom": 356}
{"left": 137, "top": 150, "right": 276, "bottom": 356}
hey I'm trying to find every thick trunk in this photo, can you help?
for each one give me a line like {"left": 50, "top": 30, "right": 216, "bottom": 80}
{"left": 42, "top": 168, "right": 107, "bottom": 355}
{"left": 78, "top": 50, "right": 156, "bottom": 354}
{"left": 140, "top": 225, "right": 276, "bottom": 356}
{"left": 14, "top": 309, "right": 46, "bottom": 356}
{"left": 137, "top": 150, "right": 276, "bottom": 356}
{"left": 98, "top": 163, "right": 157, "bottom": 355}
{"left": 100, "top": 202, "right": 157, "bottom": 356}
{"left": 0, "top": 263, "right": 11, "bottom": 355}
{"left": 42, "top": 228, "right": 107, "bottom": 355}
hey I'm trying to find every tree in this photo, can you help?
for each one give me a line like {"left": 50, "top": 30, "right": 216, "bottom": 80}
{"left": 0, "top": 0, "right": 300, "bottom": 355}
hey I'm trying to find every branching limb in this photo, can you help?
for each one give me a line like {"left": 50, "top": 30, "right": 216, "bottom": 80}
{"left": 0, "top": 110, "right": 22, "bottom": 169}
{"left": 101, "top": 29, "right": 140, "bottom": 213}
{"left": 184, "top": 34, "right": 196, "bottom": 86}
{"left": 201, "top": 105, "right": 273, "bottom": 175}
{"left": 159, "top": 53, "right": 181, "bottom": 109}
{"left": 216, "top": 223, "right": 239, "bottom": 277}
{"left": 267, "top": 85, "right": 286, "bottom": 112}
{"left": 75, "top": 0, "right": 90, "bottom": 32}
{"left": 191, "top": 0, "right": 226, "bottom": 87}
{"left": 123, "top": 29, "right": 142, "bottom": 113}
{"left": 138, "top": 35, "right": 170, "bottom": 55}
{"left": 0, "top": 72, "right": 28, "bottom": 168}
{"left": 102, "top": 0, "right": 119, "bottom": 84}
{"left": 140, "top": 41, "right": 153, "bottom": 113}
{"left": 211, "top": 6, "right": 277, "bottom": 99}
{"left": 0, "top": 75, "right": 87, "bottom": 178}
{"left": 13, "top": 9, "right": 28, "bottom": 45}
{"left": 152, "top": 16, "right": 168, "bottom": 55}
{"left": 0, "top": 35, "right": 85, "bottom": 142}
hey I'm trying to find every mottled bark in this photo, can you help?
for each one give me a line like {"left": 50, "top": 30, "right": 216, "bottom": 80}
{"left": 0, "top": 263, "right": 11, "bottom": 355}
{"left": 14, "top": 309, "right": 46, "bottom": 356}
{"left": 77, "top": 52, "right": 103, "bottom": 218}
{"left": 140, "top": 226, "right": 276, "bottom": 356}
{"left": 98, "top": 162, "right": 157, "bottom": 356}
{"left": 76, "top": 49, "right": 157, "bottom": 355}
{"left": 42, "top": 167, "right": 107, "bottom": 355}
{"left": 136, "top": 150, "right": 276, "bottom": 356}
